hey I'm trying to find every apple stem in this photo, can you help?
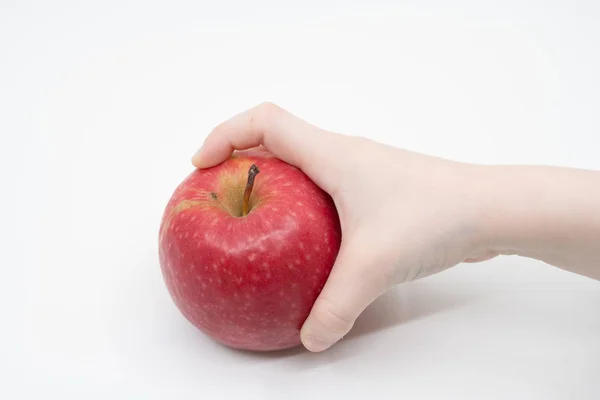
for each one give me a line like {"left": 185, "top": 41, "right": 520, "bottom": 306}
{"left": 242, "top": 164, "right": 260, "bottom": 216}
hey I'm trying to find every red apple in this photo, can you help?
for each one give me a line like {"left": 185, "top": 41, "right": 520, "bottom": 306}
{"left": 158, "top": 149, "right": 341, "bottom": 351}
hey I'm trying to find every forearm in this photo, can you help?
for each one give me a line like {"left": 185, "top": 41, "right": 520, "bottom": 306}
{"left": 479, "top": 165, "right": 600, "bottom": 280}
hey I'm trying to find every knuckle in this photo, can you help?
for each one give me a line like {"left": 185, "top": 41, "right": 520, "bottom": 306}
{"left": 311, "top": 298, "right": 355, "bottom": 335}
{"left": 258, "top": 101, "right": 281, "bottom": 116}
{"left": 249, "top": 102, "right": 282, "bottom": 136}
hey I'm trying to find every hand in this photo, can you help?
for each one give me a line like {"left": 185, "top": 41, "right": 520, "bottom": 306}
{"left": 192, "top": 102, "right": 493, "bottom": 352}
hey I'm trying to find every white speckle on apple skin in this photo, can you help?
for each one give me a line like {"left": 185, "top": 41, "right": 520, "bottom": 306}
{"left": 296, "top": 201, "right": 303, "bottom": 207}
{"left": 306, "top": 254, "right": 311, "bottom": 260}
{"left": 203, "top": 232, "right": 217, "bottom": 242}
{"left": 247, "top": 253, "right": 257, "bottom": 262}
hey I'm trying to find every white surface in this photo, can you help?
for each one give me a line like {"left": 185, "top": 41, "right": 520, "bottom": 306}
{"left": 2, "top": 1, "right": 600, "bottom": 399}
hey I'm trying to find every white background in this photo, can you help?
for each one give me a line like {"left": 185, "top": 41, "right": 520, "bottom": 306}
{"left": 2, "top": 1, "right": 600, "bottom": 399}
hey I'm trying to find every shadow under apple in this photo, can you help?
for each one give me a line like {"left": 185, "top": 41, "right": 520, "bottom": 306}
{"left": 223, "top": 278, "right": 485, "bottom": 365}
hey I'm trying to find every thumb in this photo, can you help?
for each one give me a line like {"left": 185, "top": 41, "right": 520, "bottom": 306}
{"left": 300, "top": 240, "right": 388, "bottom": 352}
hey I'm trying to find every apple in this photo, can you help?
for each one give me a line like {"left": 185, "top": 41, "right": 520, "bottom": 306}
{"left": 158, "top": 149, "right": 341, "bottom": 351}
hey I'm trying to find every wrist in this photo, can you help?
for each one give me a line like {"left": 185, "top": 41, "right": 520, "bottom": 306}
{"left": 475, "top": 165, "right": 600, "bottom": 277}
{"left": 473, "top": 165, "right": 537, "bottom": 259}
{"left": 474, "top": 165, "right": 565, "bottom": 263}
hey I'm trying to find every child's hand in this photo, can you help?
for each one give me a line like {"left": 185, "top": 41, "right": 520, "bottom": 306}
{"left": 192, "top": 103, "right": 495, "bottom": 352}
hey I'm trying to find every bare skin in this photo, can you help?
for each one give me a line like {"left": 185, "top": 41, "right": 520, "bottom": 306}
{"left": 192, "top": 102, "right": 600, "bottom": 352}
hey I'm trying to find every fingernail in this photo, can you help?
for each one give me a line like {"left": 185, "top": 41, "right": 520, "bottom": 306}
{"left": 303, "top": 334, "right": 333, "bottom": 352}
{"left": 192, "top": 147, "right": 204, "bottom": 163}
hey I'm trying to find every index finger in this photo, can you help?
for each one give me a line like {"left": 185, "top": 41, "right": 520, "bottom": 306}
{"left": 191, "top": 102, "right": 334, "bottom": 178}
